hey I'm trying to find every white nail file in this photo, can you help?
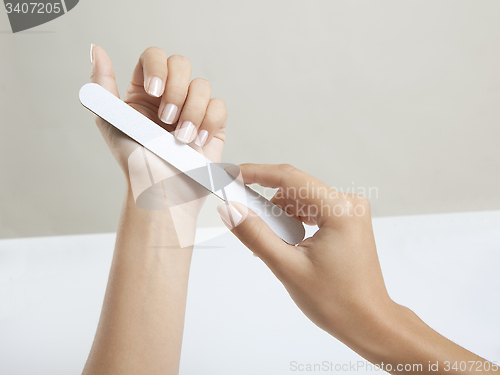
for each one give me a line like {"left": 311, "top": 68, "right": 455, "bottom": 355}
{"left": 79, "top": 83, "right": 305, "bottom": 245}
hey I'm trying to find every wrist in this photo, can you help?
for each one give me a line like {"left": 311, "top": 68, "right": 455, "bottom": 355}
{"left": 122, "top": 185, "right": 199, "bottom": 248}
{"left": 330, "top": 296, "right": 409, "bottom": 363}
{"left": 353, "top": 302, "right": 417, "bottom": 363}
{"left": 331, "top": 299, "right": 417, "bottom": 366}
{"left": 349, "top": 301, "right": 447, "bottom": 371}
{"left": 124, "top": 179, "right": 204, "bottom": 218}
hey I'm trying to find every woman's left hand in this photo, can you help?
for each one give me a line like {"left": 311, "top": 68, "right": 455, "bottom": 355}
{"left": 90, "top": 45, "right": 228, "bottom": 224}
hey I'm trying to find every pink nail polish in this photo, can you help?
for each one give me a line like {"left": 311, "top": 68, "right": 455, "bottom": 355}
{"left": 176, "top": 121, "right": 196, "bottom": 143}
{"left": 216, "top": 202, "right": 243, "bottom": 228}
{"left": 194, "top": 130, "right": 209, "bottom": 147}
{"left": 160, "top": 103, "right": 178, "bottom": 124}
{"left": 147, "top": 77, "right": 163, "bottom": 97}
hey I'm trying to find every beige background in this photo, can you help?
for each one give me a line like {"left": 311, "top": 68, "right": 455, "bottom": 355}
{"left": 1, "top": 0, "right": 499, "bottom": 239}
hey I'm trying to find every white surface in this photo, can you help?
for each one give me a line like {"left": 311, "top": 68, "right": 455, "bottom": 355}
{"left": 0, "top": 210, "right": 499, "bottom": 374}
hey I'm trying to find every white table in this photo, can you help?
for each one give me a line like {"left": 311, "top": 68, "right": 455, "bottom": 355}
{"left": 1, "top": 210, "right": 499, "bottom": 374}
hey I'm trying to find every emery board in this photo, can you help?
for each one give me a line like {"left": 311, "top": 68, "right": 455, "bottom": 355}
{"left": 79, "top": 83, "right": 305, "bottom": 245}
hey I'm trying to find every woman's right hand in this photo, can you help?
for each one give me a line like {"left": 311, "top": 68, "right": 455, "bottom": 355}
{"left": 218, "top": 164, "right": 500, "bottom": 374}
{"left": 217, "top": 163, "right": 419, "bottom": 369}
{"left": 217, "top": 164, "right": 394, "bottom": 344}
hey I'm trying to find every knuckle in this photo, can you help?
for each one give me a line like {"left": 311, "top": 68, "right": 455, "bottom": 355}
{"left": 278, "top": 163, "right": 296, "bottom": 175}
{"left": 203, "top": 112, "right": 224, "bottom": 127}
{"left": 204, "top": 100, "right": 227, "bottom": 125}
{"left": 210, "top": 97, "right": 226, "bottom": 109}
{"left": 243, "top": 218, "right": 263, "bottom": 250}
{"left": 336, "top": 193, "right": 370, "bottom": 219}
{"left": 349, "top": 193, "right": 370, "bottom": 209}
{"left": 168, "top": 54, "right": 191, "bottom": 69}
{"left": 191, "top": 78, "right": 212, "bottom": 92}
{"left": 143, "top": 46, "right": 164, "bottom": 56}
{"left": 354, "top": 194, "right": 370, "bottom": 207}
{"left": 167, "top": 84, "right": 187, "bottom": 99}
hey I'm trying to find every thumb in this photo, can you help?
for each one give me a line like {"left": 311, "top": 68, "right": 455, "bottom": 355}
{"left": 90, "top": 44, "right": 119, "bottom": 98}
{"left": 89, "top": 44, "right": 123, "bottom": 148}
{"left": 217, "top": 201, "right": 297, "bottom": 272}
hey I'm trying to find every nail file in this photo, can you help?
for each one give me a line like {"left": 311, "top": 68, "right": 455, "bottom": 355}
{"left": 79, "top": 83, "right": 305, "bottom": 245}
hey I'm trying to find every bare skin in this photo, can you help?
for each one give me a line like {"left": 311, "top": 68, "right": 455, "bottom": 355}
{"left": 82, "top": 45, "right": 227, "bottom": 375}
{"left": 81, "top": 45, "right": 497, "bottom": 375}
{"left": 218, "top": 163, "right": 499, "bottom": 375}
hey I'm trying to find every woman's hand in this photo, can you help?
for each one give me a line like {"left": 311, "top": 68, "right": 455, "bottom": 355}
{"left": 90, "top": 45, "right": 227, "bottom": 220}
{"left": 83, "top": 46, "right": 228, "bottom": 375}
{"left": 218, "top": 163, "right": 498, "bottom": 374}
{"left": 218, "top": 163, "right": 390, "bottom": 343}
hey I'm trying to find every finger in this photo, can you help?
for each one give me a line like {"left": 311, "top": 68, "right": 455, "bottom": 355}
{"left": 130, "top": 47, "right": 168, "bottom": 98}
{"left": 174, "top": 78, "right": 212, "bottom": 144}
{"left": 90, "top": 44, "right": 121, "bottom": 143}
{"left": 216, "top": 201, "right": 302, "bottom": 277}
{"left": 238, "top": 164, "right": 332, "bottom": 205}
{"left": 237, "top": 164, "right": 340, "bottom": 227}
{"left": 270, "top": 192, "right": 317, "bottom": 225}
{"left": 195, "top": 98, "right": 227, "bottom": 147}
{"left": 224, "top": 166, "right": 309, "bottom": 221}
{"left": 90, "top": 44, "right": 119, "bottom": 98}
{"left": 159, "top": 55, "right": 192, "bottom": 125}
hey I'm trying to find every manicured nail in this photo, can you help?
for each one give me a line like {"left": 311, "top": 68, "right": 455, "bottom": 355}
{"left": 217, "top": 202, "right": 243, "bottom": 229}
{"left": 90, "top": 44, "right": 95, "bottom": 64}
{"left": 147, "top": 77, "right": 163, "bottom": 97}
{"left": 194, "top": 129, "right": 209, "bottom": 147}
{"left": 176, "top": 121, "right": 196, "bottom": 143}
{"left": 160, "top": 103, "right": 178, "bottom": 124}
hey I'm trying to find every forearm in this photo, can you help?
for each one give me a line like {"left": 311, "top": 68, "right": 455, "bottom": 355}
{"left": 82, "top": 186, "right": 196, "bottom": 375}
{"left": 349, "top": 302, "right": 499, "bottom": 375}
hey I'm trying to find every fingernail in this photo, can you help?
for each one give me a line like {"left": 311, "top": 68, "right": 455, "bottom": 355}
{"left": 217, "top": 202, "right": 243, "bottom": 229}
{"left": 176, "top": 121, "right": 196, "bottom": 143}
{"left": 147, "top": 77, "right": 163, "bottom": 97}
{"left": 194, "top": 129, "right": 209, "bottom": 147}
{"left": 160, "top": 103, "right": 178, "bottom": 124}
{"left": 90, "top": 44, "right": 95, "bottom": 64}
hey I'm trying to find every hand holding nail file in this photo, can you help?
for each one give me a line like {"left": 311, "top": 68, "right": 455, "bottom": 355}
{"left": 79, "top": 83, "right": 305, "bottom": 245}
